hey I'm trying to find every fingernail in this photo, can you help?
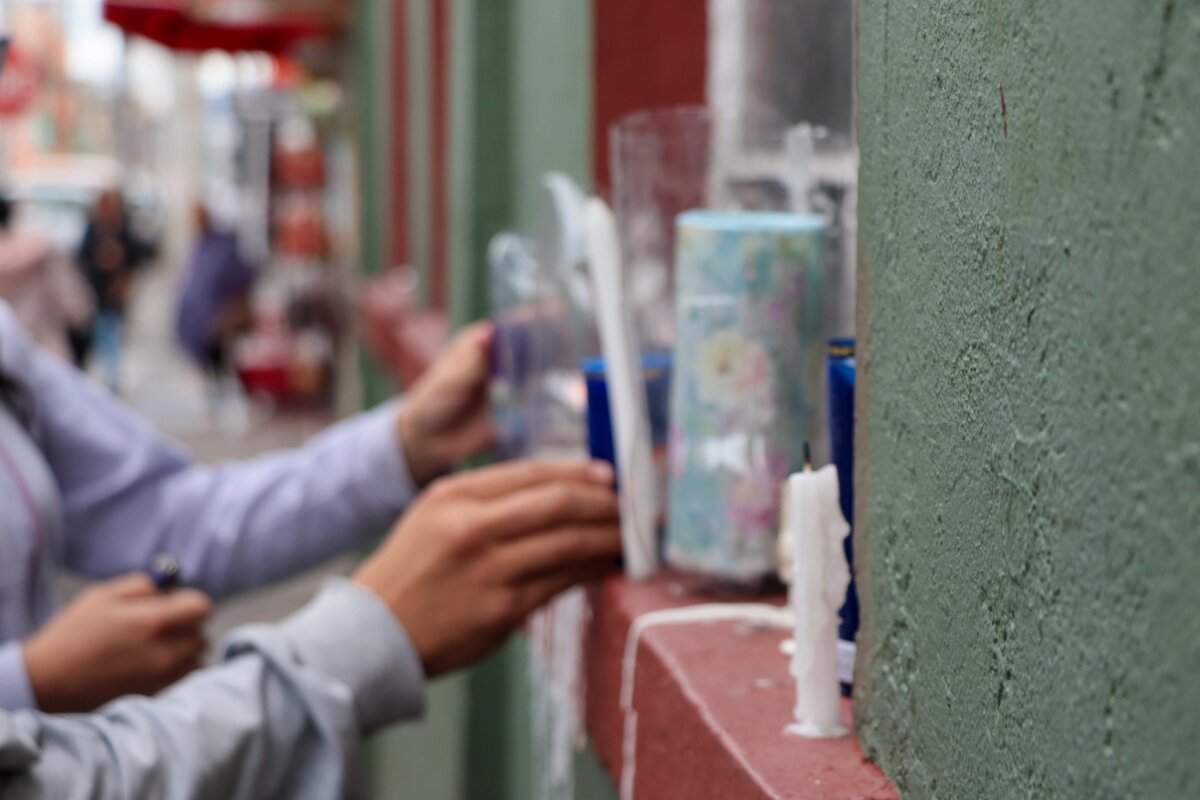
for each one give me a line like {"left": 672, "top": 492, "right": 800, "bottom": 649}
{"left": 589, "top": 461, "right": 615, "bottom": 484}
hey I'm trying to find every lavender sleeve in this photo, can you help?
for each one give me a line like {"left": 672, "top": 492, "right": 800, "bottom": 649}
{"left": 3, "top": 303, "right": 417, "bottom": 598}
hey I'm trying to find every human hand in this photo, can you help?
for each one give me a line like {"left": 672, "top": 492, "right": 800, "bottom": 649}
{"left": 397, "top": 322, "right": 494, "bottom": 487}
{"left": 23, "top": 574, "right": 213, "bottom": 713}
{"left": 355, "top": 459, "right": 621, "bottom": 677}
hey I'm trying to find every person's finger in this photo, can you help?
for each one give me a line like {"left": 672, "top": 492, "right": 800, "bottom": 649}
{"left": 475, "top": 482, "right": 619, "bottom": 541}
{"left": 102, "top": 573, "right": 158, "bottom": 598}
{"left": 491, "top": 523, "right": 622, "bottom": 582}
{"left": 140, "top": 589, "right": 214, "bottom": 633}
{"left": 513, "top": 561, "right": 616, "bottom": 619}
{"left": 433, "top": 322, "right": 493, "bottom": 389}
{"left": 437, "top": 459, "right": 614, "bottom": 500}
{"left": 449, "top": 321, "right": 493, "bottom": 368}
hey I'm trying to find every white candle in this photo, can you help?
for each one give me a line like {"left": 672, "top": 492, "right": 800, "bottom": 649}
{"left": 584, "top": 198, "right": 658, "bottom": 581}
{"left": 784, "top": 464, "right": 851, "bottom": 738}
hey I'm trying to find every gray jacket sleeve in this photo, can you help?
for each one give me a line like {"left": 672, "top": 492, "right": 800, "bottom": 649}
{"left": 0, "top": 579, "right": 426, "bottom": 800}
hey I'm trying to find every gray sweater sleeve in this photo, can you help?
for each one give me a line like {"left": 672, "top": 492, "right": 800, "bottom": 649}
{"left": 0, "top": 579, "right": 426, "bottom": 800}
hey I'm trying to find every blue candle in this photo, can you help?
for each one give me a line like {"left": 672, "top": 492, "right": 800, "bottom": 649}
{"left": 827, "top": 339, "right": 857, "bottom": 690}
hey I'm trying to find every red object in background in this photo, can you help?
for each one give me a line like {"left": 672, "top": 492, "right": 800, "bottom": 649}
{"left": 592, "top": 0, "right": 708, "bottom": 195}
{"left": 104, "top": 1, "right": 335, "bottom": 54}
{"left": 274, "top": 198, "right": 328, "bottom": 259}
{"left": 234, "top": 327, "right": 333, "bottom": 405}
{"left": 274, "top": 143, "right": 326, "bottom": 189}
{"left": 0, "top": 47, "right": 43, "bottom": 118}
{"left": 272, "top": 56, "right": 305, "bottom": 90}
{"left": 237, "top": 360, "right": 291, "bottom": 399}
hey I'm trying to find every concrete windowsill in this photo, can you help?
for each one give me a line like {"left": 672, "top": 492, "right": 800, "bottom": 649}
{"left": 583, "top": 572, "right": 897, "bottom": 800}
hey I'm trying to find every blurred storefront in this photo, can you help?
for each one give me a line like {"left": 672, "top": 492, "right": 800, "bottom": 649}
{"left": 0, "top": 0, "right": 364, "bottom": 409}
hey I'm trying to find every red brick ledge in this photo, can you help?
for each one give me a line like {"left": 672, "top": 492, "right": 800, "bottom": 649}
{"left": 584, "top": 572, "right": 897, "bottom": 800}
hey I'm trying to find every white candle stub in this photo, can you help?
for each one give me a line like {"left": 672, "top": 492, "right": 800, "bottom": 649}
{"left": 783, "top": 464, "right": 851, "bottom": 739}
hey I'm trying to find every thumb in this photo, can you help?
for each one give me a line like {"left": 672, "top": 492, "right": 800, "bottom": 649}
{"left": 102, "top": 573, "right": 159, "bottom": 599}
{"left": 154, "top": 589, "right": 215, "bottom": 632}
{"left": 438, "top": 322, "right": 493, "bottom": 388}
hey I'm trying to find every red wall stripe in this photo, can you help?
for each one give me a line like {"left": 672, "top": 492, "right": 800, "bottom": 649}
{"left": 592, "top": 0, "right": 709, "bottom": 195}
{"left": 429, "top": 0, "right": 451, "bottom": 310}
{"left": 389, "top": 0, "right": 409, "bottom": 270}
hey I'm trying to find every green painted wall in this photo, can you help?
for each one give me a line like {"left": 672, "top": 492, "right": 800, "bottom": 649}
{"left": 855, "top": 1, "right": 1200, "bottom": 798}
{"left": 364, "top": 2, "right": 605, "bottom": 799}
{"left": 449, "top": 0, "right": 593, "bottom": 326}
{"left": 352, "top": 0, "right": 394, "bottom": 408}
{"left": 449, "top": 0, "right": 515, "bottom": 328}
{"left": 452, "top": 3, "right": 599, "bottom": 798}
{"left": 508, "top": 0, "right": 594, "bottom": 234}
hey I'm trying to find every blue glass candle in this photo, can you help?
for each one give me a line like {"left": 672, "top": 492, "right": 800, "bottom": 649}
{"left": 827, "top": 339, "right": 857, "bottom": 690}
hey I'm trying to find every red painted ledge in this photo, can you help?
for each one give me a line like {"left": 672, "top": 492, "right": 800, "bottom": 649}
{"left": 584, "top": 572, "right": 897, "bottom": 800}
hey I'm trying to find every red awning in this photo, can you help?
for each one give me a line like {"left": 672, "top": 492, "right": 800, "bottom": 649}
{"left": 104, "top": 1, "right": 336, "bottom": 54}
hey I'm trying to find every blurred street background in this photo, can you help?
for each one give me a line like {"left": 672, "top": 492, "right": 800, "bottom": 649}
{"left": 0, "top": 0, "right": 363, "bottom": 641}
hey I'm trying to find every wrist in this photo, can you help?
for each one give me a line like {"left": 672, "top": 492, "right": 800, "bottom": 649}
{"left": 22, "top": 637, "right": 65, "bottom": 713}
{"left": 352, "top": 566, "right": 430, "bottom": 670}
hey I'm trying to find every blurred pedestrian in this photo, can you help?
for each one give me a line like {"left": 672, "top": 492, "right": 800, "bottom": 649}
{"left": 0, "top": 193, "right": 93, "bottom": 360}
{"left": 175, "top": 202, "right": 256, "bottom": 395}
{"left": 76, "top": 188, "right": 151, "bottom": 391}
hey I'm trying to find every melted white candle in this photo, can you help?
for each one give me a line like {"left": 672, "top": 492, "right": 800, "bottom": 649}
{"left": 784, "top": 465, "right": 851, "bottom": 738}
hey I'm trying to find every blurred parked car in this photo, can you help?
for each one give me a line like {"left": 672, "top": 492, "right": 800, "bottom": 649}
{"left": 6, "top": 155, "right": 166, "bottom": 258}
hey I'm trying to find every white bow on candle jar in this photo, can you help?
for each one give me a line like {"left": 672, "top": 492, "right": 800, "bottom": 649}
{"left": 780, "top": 464, "right": 851, "bottom": 738}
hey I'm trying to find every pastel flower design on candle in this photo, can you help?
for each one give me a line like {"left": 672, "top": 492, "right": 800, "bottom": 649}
{"left": 728, "top": 472, "right": 781, "bottom": 538}
{"left": 732, "top": 341, "right": 777, "bottom": 428}
{"left": 694, "top": 329, "right": 748, "bottom": 408}
{"left": 694, "top": 330, "right": 777, "bottom": 424}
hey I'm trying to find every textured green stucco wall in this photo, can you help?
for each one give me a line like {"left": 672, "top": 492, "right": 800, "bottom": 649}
{"left": 855, "top": 1, "right": 1199, "bottom": 797}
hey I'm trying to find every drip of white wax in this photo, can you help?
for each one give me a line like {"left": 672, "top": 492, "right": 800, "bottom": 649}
{"left": 528, "top": 587, "right": 589, "bottom": 800}
{"left": 784, "top": 465, "right": 851, "bottom": 738}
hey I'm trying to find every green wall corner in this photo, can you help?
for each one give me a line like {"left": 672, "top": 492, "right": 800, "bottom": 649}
{"left": 856, "top": 2, "right": 1200, "bottom": 797}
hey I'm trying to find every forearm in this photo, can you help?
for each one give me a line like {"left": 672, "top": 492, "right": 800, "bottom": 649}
{"left": 0, "top": 580, "right": 425, "bottom": 800}
{"left": 152, "top": 401, "right": 417, "bottom": 596}
{"left": 49, "top": 382, "right": 415, "bottom": 597}
{"left": 3, "top": 300, "right": 414, "bottom": 594}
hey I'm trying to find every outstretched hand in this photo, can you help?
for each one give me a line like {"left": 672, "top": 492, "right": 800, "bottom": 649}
{"left": 397, "top": 322, "right": 494, "bottom": 487}
{"left": 355, "top": 459, "right": 621, "bottom": 677}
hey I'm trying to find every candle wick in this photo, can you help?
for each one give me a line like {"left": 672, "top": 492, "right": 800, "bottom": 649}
{"left": 803, "top": 441, "right": 813, "bottom": 472}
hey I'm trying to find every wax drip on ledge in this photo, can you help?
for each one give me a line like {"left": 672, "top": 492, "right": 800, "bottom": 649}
{"left": 528, "top": 587, "right": 589, "bottom": 800}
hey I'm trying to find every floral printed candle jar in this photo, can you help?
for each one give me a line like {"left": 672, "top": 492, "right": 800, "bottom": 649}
{"left": 666, "top": 210, "right": 826, "bottom": 580}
